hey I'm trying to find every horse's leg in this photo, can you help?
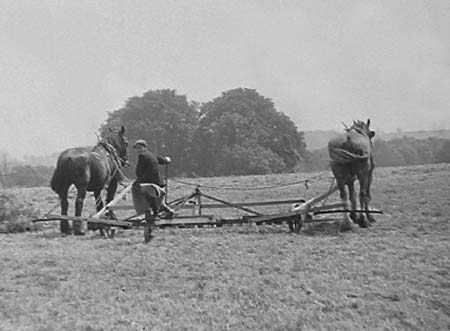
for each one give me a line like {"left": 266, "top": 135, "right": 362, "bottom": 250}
{"left": 73, "top": 184, "right": 87, "bottom": 235}
{"left": 88, "top": 189, "right": 104, "bottom": 232}
{"left": 100, "top": 180, "right": 119, "bottom": 238}
{"left": 347, "top": 180, "right": 357, "bottom": 223}
{"left": 92, "top": 189, "right": 110, "bottom": 238}
{"left": 356, "top": 164, "right": 370, "bottom": 228}
{"left": 105, "top": 180, "right": 118, "bottom": 220}
{"left": 337, "top": 180, "right": 353, "bottom": 231}
{"left": 59, "top": 185, "right": 72, "bottom": 235}
{"left": 366, "top": 166, "right": 376, "bottom": 224}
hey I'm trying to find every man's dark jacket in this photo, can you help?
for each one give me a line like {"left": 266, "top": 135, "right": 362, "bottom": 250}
{"left": 135, "top": 150, "right": 169, "bottom": 187}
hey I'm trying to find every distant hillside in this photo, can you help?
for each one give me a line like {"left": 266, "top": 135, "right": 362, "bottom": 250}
{"left": 20, "top": 146, "right": 93, "bottom": 167}
{"left": 303, "top": 130, "right": 340, "bottom": 150}
{"left": 304, "top": 129, "right": 450, "bottom": 151}
{"left": 22, "top": 152, "right": 61, "bottom": 167}
{"left": 377, "top": 129, "right": 450, "bottom": 141}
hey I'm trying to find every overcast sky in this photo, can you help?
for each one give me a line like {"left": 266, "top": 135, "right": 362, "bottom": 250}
{"left": 1, "top": 0, "right": 449, "bottom": 158}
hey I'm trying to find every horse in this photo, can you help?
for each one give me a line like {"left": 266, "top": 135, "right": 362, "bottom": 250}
{"left": 328, "top": 119, "right": 375, "bottom": 229}
{"left": 50, "top": 126, "right": 128, "bottom": 235}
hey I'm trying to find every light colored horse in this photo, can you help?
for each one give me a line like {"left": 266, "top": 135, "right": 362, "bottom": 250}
{"left": 328, "top": 119, "right": 375, "bottom": 229}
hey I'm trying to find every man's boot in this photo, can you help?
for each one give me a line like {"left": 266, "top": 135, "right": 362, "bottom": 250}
{"left": 144, "top": 210, "right": 154, "bottom": 243}
{"left": 72, "top": 220, "right": 85, "bottom": 235}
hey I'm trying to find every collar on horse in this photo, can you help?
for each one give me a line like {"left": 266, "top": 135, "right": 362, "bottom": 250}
{"left": 98, "top": 140, "right": 126, "bottom": 167}
{"left": 346, "top": 124, "right": 373, "bottom": 147}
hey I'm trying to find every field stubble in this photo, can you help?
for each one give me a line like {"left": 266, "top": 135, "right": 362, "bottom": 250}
{"left": 0, "top": 164, "right": 449, "bottom": 330}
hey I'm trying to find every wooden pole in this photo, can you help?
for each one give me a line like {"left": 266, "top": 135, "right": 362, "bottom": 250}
{"left": 91, "top": 183, "right": 133, "bottom": 219}
{"left": 291, "top": 184, "right": 339, "bottom": 212}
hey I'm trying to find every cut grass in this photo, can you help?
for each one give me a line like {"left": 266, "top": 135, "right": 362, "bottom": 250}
{"left": 0, "top": 163, "right": 449, "bottom": 330}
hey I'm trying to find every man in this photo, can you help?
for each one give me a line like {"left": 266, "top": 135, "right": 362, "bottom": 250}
{"left": 132, "top": 139, "right": 175, "bottom": 241}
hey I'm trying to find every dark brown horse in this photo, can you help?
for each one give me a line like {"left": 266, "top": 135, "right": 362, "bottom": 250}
{"left": 50, "top": 126, "right": 128, "bottom": 235}
{"left": 328, "top": 119, "right": 375, "bottom": 229}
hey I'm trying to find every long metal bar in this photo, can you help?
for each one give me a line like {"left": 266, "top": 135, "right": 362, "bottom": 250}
{"left": 314, "top": 209, "right": 383, "bottom": 215}
{"left": 112, "top": 198, "right": 305, "bottom": 211}
{"left": 200, "top": 192, "right": 263, "bottom": 216}
{"left": 309, "top": 202, "right": 348, "bottom": 213}
{"left": 291, "top": 185, "right": 339, "bottom": 212}
{"left": 170, "top": 190, "right": 199, "bottom": 212}
{"left": 185, "top": 198, "right": 305, "bottom": 209}
{"left": 33, "top": 214, "right": 133, "bottom": 227}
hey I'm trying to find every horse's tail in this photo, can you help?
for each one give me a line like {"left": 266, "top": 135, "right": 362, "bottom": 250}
{"left": 50, "top": 154, "right": 75, "bottom": 195}
{"left": 50, "top": 164, "right": 64, "bottom": 195}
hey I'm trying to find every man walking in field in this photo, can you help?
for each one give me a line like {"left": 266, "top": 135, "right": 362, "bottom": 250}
{"left": 132, "top": 139, "right": 175, "bottom": 241}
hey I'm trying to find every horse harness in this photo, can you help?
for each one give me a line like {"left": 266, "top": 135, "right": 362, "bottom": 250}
{"left": 91, "top": 140, "right": 127, "bottom": 189}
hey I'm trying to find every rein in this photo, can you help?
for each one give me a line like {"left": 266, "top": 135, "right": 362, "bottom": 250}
{"left": 89, "top": 140, "right": 129, "bottom": 211}
{"left": 97, "top": 140, "right": 130, "bottom": 186}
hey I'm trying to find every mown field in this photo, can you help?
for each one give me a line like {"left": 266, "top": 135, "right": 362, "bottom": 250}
{"left": 1, "top": 164, "right": 449, "bottom": 330}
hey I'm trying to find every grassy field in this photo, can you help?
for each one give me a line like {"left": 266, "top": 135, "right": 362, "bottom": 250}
{"left": 1, "top": 164, "right": 449, "bottom": 330}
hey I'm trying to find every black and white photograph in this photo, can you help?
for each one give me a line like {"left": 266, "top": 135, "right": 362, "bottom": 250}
{"left": 1, "top": 1, "right": 449, "bottom": 330}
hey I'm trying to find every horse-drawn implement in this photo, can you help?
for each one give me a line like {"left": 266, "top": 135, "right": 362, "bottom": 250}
{"left": 33, "top": 119, "right": 382, "bottom": 242}
{"left": 34, "top": 174, "right": 382, "bottom": 242}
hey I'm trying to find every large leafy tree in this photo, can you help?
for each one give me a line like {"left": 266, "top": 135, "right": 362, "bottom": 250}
{"left": 193, "top": 88, "right": 306, "bottom": 176}
{"left": 100, "top": 89, "right": 199, "bottom": 176}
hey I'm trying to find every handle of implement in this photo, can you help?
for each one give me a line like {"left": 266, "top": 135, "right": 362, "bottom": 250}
{"left": 165, "top": 163, "right": 169, "bottom": 204}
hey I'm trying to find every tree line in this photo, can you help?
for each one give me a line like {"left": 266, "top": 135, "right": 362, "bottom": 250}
{"left": 100, "top": 88, "right": 307, "bottom": 178}
{"left": 2, "top": 87, "right": 450, "bottom": 187}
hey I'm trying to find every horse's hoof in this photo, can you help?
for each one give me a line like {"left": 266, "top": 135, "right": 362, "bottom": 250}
{"left": 87, "top": 223, "right": 97, "bottom": 231}
{"left": 357, "top": 216, "right": 369, "bottom": 228}
{"left": 339, "top": 218, "right": 355, "bottom": 232}
{"left": 74, "top": 231, "right": 86, "bottom": 236}
{"left": 144, "top": 225, "right": 153, "bottom": 243}
{"left": 106, "top": 211, "right": 118, "bottom": 220}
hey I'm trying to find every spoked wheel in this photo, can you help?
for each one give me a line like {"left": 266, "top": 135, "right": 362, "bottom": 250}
{"left": 288, "top": 215, "right": 303, "bottom": 233}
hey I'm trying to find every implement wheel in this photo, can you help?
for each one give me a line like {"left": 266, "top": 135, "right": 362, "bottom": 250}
{"left": 288, "top": 215, "right": 302, "bottom": 233}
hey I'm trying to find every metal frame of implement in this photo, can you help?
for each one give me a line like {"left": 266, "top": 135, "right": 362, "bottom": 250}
{"left": 33, "top": 180, "right": 383, "bottom": 238}
{"left": 110, "top": 183, "right": 382, "bottom": 233}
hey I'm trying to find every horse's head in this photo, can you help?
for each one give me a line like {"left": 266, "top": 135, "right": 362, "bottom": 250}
{"left": 106, "top": 126, "right": 129, "bottom": 165}
{"left": 348, "top": 119, "right": 375, "bottom": 140}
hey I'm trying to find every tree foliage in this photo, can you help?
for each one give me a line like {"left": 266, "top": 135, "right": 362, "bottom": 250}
{"left": 193, "top": 88, "right": 306, "bottom": 176}
{"left": 100, "top": 89, "right": 200, "bottom": 176}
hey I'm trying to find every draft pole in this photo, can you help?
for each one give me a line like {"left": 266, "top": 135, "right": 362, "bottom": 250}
{"left": 165, "top": 163, "right": 169, "bottom": 204}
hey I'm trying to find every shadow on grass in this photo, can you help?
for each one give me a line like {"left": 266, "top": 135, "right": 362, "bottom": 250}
{"left": 34, "top": 229, "right": 112, "bottom": 241}
{"left": 302, "top": 223, "right": 341, "bottom": 236}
